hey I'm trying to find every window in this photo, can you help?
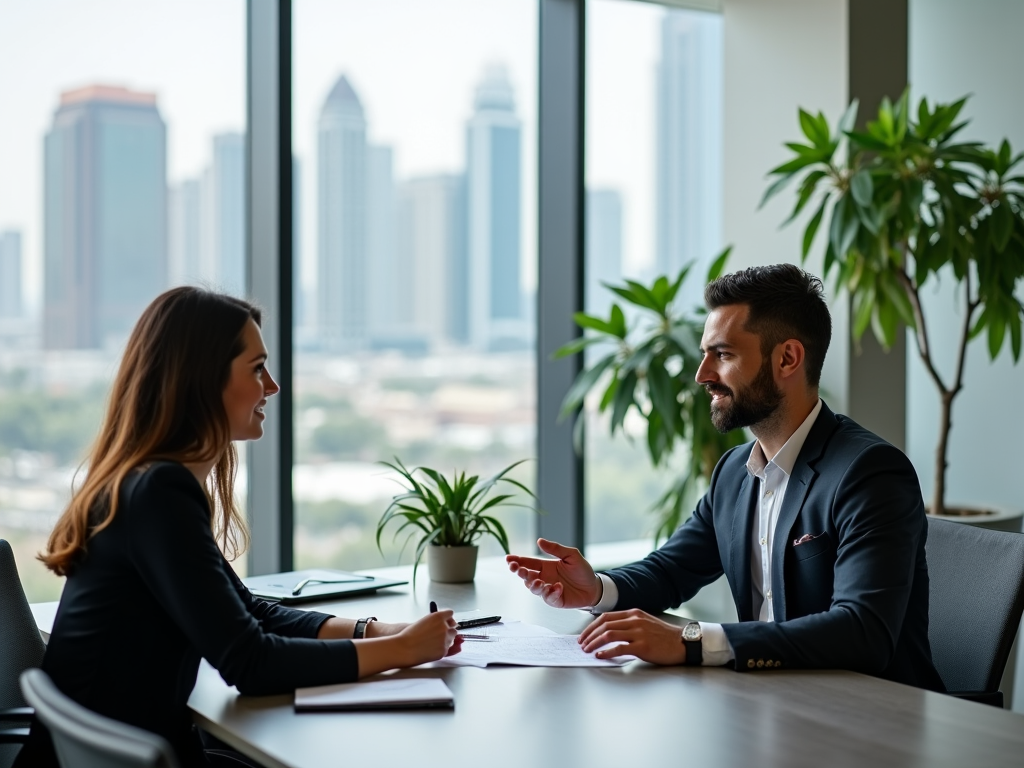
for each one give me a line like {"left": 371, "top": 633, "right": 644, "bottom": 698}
{"left": 584, "top": 0, "right": 723, "bottom": 545}
{"left": 292, "top": 0, "right": 538, "bottom": 569}
{"left": 0, "top": 0, "right": 246, "bottom": 600}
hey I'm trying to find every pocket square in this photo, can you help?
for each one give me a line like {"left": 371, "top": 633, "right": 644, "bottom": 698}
{"left": 793, "top": 533, "right": 821, "bottom": 546}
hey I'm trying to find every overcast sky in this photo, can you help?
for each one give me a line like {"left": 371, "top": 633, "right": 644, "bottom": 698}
{"left": 1, "top": 0, "right": 677, "bottom": 312}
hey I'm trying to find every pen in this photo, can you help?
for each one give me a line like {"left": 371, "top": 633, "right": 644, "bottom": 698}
{"left": 430, "top": 600, "right": 438, "bottom": 613}
{"left": 457, "top": 634, "right": 493, "bottom": 641}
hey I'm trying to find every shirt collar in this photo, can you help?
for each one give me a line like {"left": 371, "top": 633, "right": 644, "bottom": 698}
{"left": 745, "top": 399, "right": 822, "bottom": 480}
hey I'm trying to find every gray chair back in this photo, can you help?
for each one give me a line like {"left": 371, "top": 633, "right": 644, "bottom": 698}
{"left": 20, "top": 669, "right": 179, "bottom": 768}
{"left": 0, "top": 539, "right": 47, "bottom": 768}
{"left": 0, "top": 539, "right": 46, "bottom": 711}
{"left": 926, "top": 517, "right": 1024, "bottom": 695}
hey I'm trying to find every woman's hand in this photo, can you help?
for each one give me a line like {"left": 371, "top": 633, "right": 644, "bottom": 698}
{"left": 365, "top": 620, "right": 408, "bottom": 639}
{"left": 355, "top": 609, "right": 460, "bottom": 678}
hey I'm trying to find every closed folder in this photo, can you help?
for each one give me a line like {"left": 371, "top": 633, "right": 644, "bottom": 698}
{"left": 295, "top": 679, "right": 455, "bottom": 711}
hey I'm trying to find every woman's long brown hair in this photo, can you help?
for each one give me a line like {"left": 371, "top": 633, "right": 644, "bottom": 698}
{"left": 42, "top": 287, "right": 260, "bottom": 576}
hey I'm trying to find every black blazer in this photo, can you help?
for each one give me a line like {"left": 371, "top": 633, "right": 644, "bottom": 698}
{"left": 16, "top": 461, "right": 358, "bottom": 768}
{"left": 606, "top": 402, "right": 944, "bottom": 691}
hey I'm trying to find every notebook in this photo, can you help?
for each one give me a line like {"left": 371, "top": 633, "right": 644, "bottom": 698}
{"left": 242, "top": 569, "right": 407, "bottom": 604}
{"left": 295, "top": 678, "right": 455, "bottom": 711}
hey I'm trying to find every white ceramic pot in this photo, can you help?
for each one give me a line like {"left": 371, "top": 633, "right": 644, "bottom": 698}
{"left": 427, "top": 544, "right": 479, "bottom": 583}
{"left": 930, "top": 504, "right": 1023, "bottom": 533}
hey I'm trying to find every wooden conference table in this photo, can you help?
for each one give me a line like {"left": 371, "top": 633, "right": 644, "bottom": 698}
{"left": 171, "top": 558, "right": 1024, "bottom": 768}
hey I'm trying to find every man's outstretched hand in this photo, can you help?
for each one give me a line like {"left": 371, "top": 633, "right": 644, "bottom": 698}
{"left": 506, "top": 538, "right": 602, "bottom": 609}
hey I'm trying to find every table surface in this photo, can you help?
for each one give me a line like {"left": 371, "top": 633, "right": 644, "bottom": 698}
{"left": 174, "top": 558, "right": 1024, "bottom": 768}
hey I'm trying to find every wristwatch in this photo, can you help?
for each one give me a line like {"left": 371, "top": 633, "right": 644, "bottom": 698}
{"left": 681, "top": 622, "right": 703, "bottom": 666}
{"left": 353, "top": 616, "right": 378, "bottom": 639}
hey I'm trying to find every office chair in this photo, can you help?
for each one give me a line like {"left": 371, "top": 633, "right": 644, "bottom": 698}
{"left": 926, "top": 517, "right": 1024, "bottom": 707}
{"left": 20, "top": 669, "right": 180, "bottom": 768}
{"left": 0, "top": 539, "right": 47, "bottom": 768}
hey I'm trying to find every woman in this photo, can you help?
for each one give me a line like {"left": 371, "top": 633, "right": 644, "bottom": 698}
{"left": 15, "top": 288, "right": 459, "bottom": 768}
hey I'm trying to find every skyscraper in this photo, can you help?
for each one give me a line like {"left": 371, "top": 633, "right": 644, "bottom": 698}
{"left": 365, "top": 145, "right": 400, "bottom": 345}
{"left": 655, "top": 10, "right": 723, "bottom": 312}
{"left": 44, "top": 85, "right": 167, "bottom": 349}
{"left": 394, "top": 174, "right": 468, "bottom": 349}
{"left": 585, "top": 188, "right": 623, "bottom": 320}
{"left": 210, "top": 132, "right": 245, "bottom": 297}
{"left": 0, "top": 230, "right": 23, "bottom": 319}
{"left": 466, "top": 64, "right": 525, "bottom": 351}
{"left": 317, "top": 75, "right": 367, "bottom": 351}
{"left": 169, "top": 179, "right": 203, "bottom": 287}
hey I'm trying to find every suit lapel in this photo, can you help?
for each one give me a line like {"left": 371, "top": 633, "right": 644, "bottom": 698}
{"left": 729, "top": 470, "right": 757, "bottom": 622}
{"left": 769, "top": 402, "right": 838, "bottom": 621}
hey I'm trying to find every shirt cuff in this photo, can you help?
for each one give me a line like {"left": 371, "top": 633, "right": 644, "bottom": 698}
{"left": 698, "top": 622, "right": 734, "bottom": 666}
{"left": 591, "top": 573, "right": 619, "bottom": 613}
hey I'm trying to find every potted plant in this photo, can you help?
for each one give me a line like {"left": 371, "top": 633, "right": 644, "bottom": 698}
{"left": 556, "top": 255, "right": 747, "bottom": 541}
{"left": 375, "top": 458, "right": 535, "bottom": 583}
{"left": 763, "top": 91, "right": 1024, "bottom": 524}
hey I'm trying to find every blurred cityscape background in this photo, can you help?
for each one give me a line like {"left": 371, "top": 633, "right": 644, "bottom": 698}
{"left": 0, "top": 0, "right": 721, "bottom": 602}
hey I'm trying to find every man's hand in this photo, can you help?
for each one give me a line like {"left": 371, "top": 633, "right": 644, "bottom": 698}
{"left": 578, "top": 609, "right": 687, "bottom": 666}
{"left": 505, "top": 538, "right": 602, "bottom": 609}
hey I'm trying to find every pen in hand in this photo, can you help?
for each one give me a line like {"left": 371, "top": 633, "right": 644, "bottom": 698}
{"left": 430, "top": 600, "right": 438, "bottom": 614}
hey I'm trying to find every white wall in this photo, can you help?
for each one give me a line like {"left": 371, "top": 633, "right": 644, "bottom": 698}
{"left": 722, "top": 0, "right": 850, "bottom": 412}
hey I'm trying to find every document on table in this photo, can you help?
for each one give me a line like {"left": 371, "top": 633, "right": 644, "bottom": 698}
{"left": 435, "top": 620, "right": 634, "bottom": 668}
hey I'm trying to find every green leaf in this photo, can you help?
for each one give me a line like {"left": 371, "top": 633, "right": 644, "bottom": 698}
{"left": 558, "top": 353, "right": 616, "bottom": 418}
{"left": 707, "top": 246, "right": 732, "bottom": 282}
{"left": 850, "top": 170, "right": 874, "bottom": 208}
{"left": 553, "top": 335, "right": 601, "bottom": 359}
{"left": 838, "top": 99, "right": 859, "bottom": 134}
{"left": 988, "top": 314, "right": 1007, "bottom": 359}
{"left": 992, "top": 203, "right": 1013, "bottom": 251}
{"left": 802, "top": 197, "right": 828, "bottom": 260}
{"left": 759, "top": 172, "right": 799, "bottom": 209}
{"left": 610, "top": 369, "right": 638, "bottom": 434}
{"left": 572, "top": 312, "right": 615, "bottom": 335}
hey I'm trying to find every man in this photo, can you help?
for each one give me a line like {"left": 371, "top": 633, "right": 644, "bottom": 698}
{"left": 507, "top": 264, "right": 943, "bottom": 690}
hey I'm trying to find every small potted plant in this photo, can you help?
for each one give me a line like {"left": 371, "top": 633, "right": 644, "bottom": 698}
{"left": 375, "top": 458, "right": 535, "bottom": 583}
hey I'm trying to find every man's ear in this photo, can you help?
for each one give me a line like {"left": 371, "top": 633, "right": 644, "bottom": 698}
{"left": 776, "top": 339, "right": 806, "bottom": 382}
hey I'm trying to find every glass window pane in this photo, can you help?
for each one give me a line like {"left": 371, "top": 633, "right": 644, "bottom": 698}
{"left": 293, "top": 1, "right": 538, "bottom": 569}
{"left": 0, "top": 1, "right": 246, "bottom": 600}
{"left": 585, "top": 0, "right": 723, "bottom": 545}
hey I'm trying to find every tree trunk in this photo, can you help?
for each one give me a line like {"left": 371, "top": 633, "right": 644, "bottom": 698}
{"left": 932, "top": 391, "right": 955, "bottom": 516}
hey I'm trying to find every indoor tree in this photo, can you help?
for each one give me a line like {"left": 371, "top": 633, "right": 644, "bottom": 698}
{"left": 763, "top": 91, "right": 1024, "bottom": 514}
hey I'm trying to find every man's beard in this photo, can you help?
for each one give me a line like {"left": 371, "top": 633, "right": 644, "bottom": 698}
{"left": 705, "top": 355, "right": 783, "bottom": 434}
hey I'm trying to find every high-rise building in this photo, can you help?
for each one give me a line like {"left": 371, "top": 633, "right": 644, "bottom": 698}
{"left": 210, "top": 132, "right": 245, "bottom": 297}
{"left": 293, "top": 156, "right": 304, "bottom": 329}
{"left": 655, "top": 10, "right": 723, "bottom": 312}
{"left": 0, "top": 230, "right": 23, "bottom": 319}
{"left": 44, "top": 85, "right": 167, "bottom": 349}
{"left": 365, "top": 145, "right": 401, "bottom": 345}
{"left": 394, "top": 174, "right": 468, "bottom": 349}
{"left": 585, "top": 189, "right": 623, "bottom": 320}
{"left": 317, "top": 75, "right": 367, "bottom": 351}
{"left": 169, "top": 179, "right": 203, "bottom": 287}
{"left": 466, "top": 64, "right": 526, "bottom": 351}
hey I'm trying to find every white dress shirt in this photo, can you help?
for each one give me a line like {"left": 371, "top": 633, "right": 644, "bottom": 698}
{"left": 592, "top": 399, "right": 823, "bottom": 666}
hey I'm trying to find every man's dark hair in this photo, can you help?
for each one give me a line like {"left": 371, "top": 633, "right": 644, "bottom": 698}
{"left": 704, "top": 264, "right": 832, "bottom": 387}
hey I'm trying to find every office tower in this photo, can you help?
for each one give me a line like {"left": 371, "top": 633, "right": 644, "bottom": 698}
{"left": 293, "top": 156, "right": 304, "bottom": 329}
{"left": 0, "top": 231, "right": 23, "bottom": 319}
{"left": 210, "top": 132, "right": 245, "bottom": 297}
{"left": 585, "top": 189, "right": 623, "bottom": 319}
{"left": 317, "top": 75, "right": 367, "bottom": 351}
{"left": 169, "top": 179, "right": 203, "bottom": 287}
{"left": 43, "top": 85, "right": 167, "bottom": 350}
{"left": 365, "top": 145, "right": 400, "bottom": 344}
{"left": 394, "top": 174, "right": 468, "bottom": 349}
{"left": 466, "top": 64, "right": 525, "bottom": 351}
{"left": 655, "top": 10, "right": 723, "bottom": 312}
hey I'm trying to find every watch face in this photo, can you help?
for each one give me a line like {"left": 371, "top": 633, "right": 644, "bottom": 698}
{"left": 682, "top": 623, "right": 702, "bottom": 642}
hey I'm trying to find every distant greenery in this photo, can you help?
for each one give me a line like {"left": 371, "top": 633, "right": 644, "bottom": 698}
{"left": 0, "top": 385, "right": 107, "bottom": 463}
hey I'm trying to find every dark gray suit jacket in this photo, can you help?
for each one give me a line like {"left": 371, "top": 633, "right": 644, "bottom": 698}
{"left": 605, "top": 402, "right": 944, "bottom": 691}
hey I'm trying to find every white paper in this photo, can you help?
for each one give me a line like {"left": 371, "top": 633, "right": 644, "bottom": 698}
{"left": 439, "top": 631, "right": 634, "bottom": 668}
{"left": 295, "top": 678, "right": 454, "bottom": 710}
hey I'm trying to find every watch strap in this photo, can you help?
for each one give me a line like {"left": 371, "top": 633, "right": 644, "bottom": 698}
{"left": 353, "top": 616, "right": 377, "bottom": 639}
